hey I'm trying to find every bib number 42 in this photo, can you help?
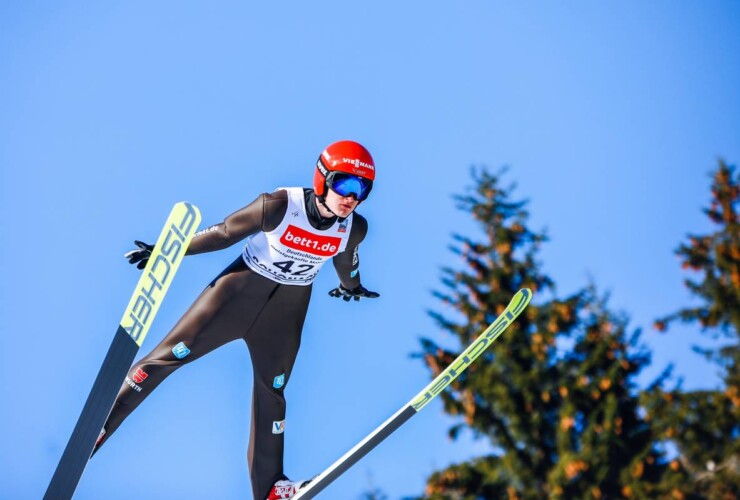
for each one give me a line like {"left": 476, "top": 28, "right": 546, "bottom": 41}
{"left": 273, "top": 260, "right": 315, "bottom": 276}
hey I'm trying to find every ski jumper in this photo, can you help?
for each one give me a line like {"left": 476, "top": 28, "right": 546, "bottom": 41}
{"left": 93, "top": 188, "right": 368, "bottom": 500}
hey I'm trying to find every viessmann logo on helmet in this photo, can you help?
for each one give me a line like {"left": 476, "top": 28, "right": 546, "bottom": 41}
{"left": 280, "top": 224, "right": 342, "bottom": 256}
{"left": 322, "top": 151, "right": 374, "bottom": 171}
{"left": 338, "top": 157, "right": 375, "bottom": 171}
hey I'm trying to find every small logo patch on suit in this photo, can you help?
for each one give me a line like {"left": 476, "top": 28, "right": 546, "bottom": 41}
{"left": 172, "top": 342, "right": 191, "bottom": 359}
{"left": 95, "top": 428, "right": 106, "bottom": 446}
{"left": 272, "top": 420, "right": 285, "bottom": 434}
{"left": 124, "top": 377, "right": 143, "bottom": 392}
{"left": 273, "top": 373, "right": 285, "bottom": 389}
{"left": 132, "top": 368, "right": 148, "bottom": 384}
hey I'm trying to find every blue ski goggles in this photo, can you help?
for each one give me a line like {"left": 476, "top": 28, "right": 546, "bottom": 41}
{"left": 328, "top": 173, "right": 373, "bottom": 201}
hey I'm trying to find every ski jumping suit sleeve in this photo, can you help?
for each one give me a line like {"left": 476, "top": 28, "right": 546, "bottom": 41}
{"left": 331, "top": 213, "right": 368, "bottom": 290}
{"left": 92, "top": 189, "right": 331, "bottom": 500}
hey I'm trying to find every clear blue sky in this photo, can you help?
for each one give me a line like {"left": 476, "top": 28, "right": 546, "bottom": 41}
{"left": 1, "top": 2, "right": 739, "bottom": 498}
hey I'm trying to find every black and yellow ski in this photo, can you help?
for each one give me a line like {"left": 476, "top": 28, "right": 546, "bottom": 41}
{"left": 293, "top": 288, "right": 533, "bottom": 499}
{"left": 44, "top": 202, "right": 201, "bottom": 500}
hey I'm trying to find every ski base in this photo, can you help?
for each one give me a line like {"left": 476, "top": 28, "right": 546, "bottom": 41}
{"left": 44, "top": 327, "right": 138, "bottom": 499}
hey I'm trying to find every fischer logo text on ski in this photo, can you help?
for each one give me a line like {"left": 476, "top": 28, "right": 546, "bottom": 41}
{"left": 121, "top": 202, "right": 199, "bottom": 347}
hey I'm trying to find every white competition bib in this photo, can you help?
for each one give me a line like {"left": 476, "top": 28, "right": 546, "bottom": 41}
{"left": 242, "top": 187, "right": 352, "bottom": 285}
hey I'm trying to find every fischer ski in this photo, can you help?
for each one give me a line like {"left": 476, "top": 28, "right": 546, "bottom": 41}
{"left": 293, "top": 288, "right": 533, "bottom": 499}
{"left": 44, "top": 202, "right": 201, "bottom": 500}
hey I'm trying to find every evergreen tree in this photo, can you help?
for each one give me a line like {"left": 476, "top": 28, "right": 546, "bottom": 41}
{"left": 649, "top": 160, "right": 740, "bottom": 497}
{"left": 418, "top": 168, "right": 682, "bottom": 499}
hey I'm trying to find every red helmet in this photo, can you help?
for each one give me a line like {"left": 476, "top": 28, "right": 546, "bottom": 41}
{"left": 314, "top": 140, "right": 375, "bottom": 200}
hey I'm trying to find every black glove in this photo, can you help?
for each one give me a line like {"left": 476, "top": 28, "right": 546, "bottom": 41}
{"left": 124, "top": 240, "right": 154, "bottom": 269}
{"left": 328, "top": 284, "right": 380, "bottom": 302}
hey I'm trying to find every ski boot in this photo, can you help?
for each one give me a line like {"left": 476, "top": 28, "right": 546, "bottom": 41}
{"left": 266, "top": 478, "right": 310, "bottom": 499}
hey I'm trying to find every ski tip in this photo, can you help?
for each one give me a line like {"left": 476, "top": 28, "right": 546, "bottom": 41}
{"left": 511, "top": 288, "right": 533, "bottom": 316}
{"left": 174, "top": 201, "right": 202, "bottom": 219}
{"left": 519, "top": 288, "right": 533, "bottom": 300}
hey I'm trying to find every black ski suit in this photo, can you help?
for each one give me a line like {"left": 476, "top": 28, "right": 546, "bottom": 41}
{"left": 93, "top": 188, "right": 369, "bottom": 500}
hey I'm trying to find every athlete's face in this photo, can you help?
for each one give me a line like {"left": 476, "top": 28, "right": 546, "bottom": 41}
{"left": 323, "top": 189, "right": 359, "bottom": 218}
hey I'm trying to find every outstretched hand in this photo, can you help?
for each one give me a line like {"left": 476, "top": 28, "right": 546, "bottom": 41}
{"left": 124, "top": 240, "right": 154, "bottom": 269}
{"left": 328, "top": 284, "right": 380, "bottom": 302}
